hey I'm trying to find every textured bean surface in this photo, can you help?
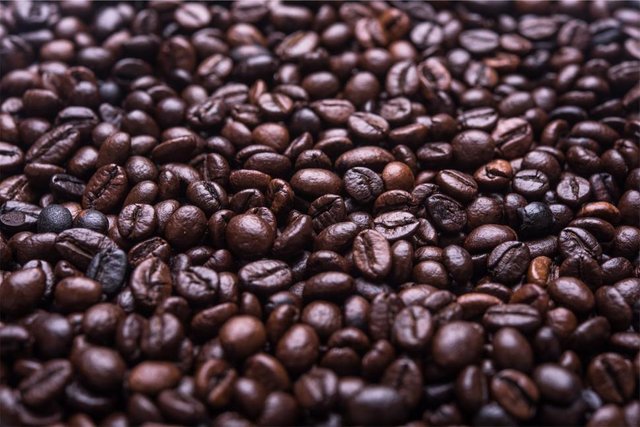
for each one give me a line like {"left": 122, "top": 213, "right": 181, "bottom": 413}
{"left": 0, "top": 1, "right": 639, "bottom": 426}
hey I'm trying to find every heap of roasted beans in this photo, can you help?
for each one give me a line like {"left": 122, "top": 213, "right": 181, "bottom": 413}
{"left": 0, "top": 1, "right": 639, "bottom": 426}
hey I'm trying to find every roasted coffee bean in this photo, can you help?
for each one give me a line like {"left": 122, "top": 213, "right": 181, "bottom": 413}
{"left": 86, "top": 247, "right": 127, "bottom": 296}
{"left": 129, "top": 257, "right": 172, "bottom": 312}
{"left": 487, "top": 241, "right": 531, "bottom": 284}
{"left": 83, "top": 164, "right": 128, "bottom": 213}
{"left": 0, "top": 268, "right": 46, "bottom": 317}
{"left": 75, "top": 346, "right": 126, "bottom": 392}
{"left": 347, "top": 385, "right": 407, "bottom": 426}
{"left": 587, "top": 353, "right": 635, "bottom": 404}
{"left": 432, "top": 321, "right": 484, "bottom": 369}
{"left": 451, "top": 130, "right": 495, "bottom": 169}
{"left": 226, "top": 213, "right": 274, "bottom": 259}
{"left": 36, "top": 204, "right": 72, "bottom": 234}
{"left": 533, "top": 363, "right": 581, "bottom": 405}
{"left": 352, "top": 230, "right": 392, "bottom": 281}
{"left": 129, "top": 361, "right": 181, "bottom": 395}
{"left": 164, "top": 205, "right": 207, "bottom": 250}
{"left": 392, "top": 305, "right": 433, "bottom": 352}
{"left": 54, "top": 276, "right": 102, "bottom": 312}
{"left": 517, "top": 202, "right": 553, "bottom": 238}
{"left": 19, "top": 359, "right": 72, "bottom": 407}
{"left": 426, "top": 194, "right": 467, "bottom": 233}
{"left": 117, "top": 203, "right": 156, "bottom": 241}
{"left": 373, "top": 210, "right": 420, "bottom": 241}
{"left": 55, "top": 228, "right": 117, "bottom": 270}
{"left": 26, "top": 124, "right": 81, "bottom": 166}
{"left": 348, "top": 113, "right": 389, "bottom": 142}
{"left": 344, "top": 167, "right": 384, "bottom": 203}
{"left": 558, "top": 227, "right": 603, "bottom": 260}
{"left": 239, "top": 259, "right": 293, "bottom": 297}
{"left": 490, "top": 370, "right": 539, "bottom": 420}
{"left": 512, "top": 169, "right": 550, "bottom": 200}
{"left": 73, "top": 209, "right": 109, "bottom": 234}
{"left": 483, "top": 304, "right": 541, "bottom": 334}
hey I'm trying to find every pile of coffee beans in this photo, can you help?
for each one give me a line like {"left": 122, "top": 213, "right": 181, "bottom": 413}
{"left": 1, "top": 1, "right": 639, "bottom": 425}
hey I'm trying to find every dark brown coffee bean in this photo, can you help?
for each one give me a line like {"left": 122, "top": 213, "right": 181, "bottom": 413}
{"left": 239, "top": 259, "right": 293, "bottom": 297}
{"left": 55, "top": 228, "right": 117, "bottom": 270}
{"left": 392, "top": 305, "right": 433, "bottom": 352}
{"left": 347, "top": 385, "right": 408, "bottom": 426}
{"left": 344, "top": 167, "right": 384, "bottom": 203}
{"left": 0, "top": 268, "right": 46, "bottom": 317}
{"left": 433, "top": 321, "right": 484, "bottom": 369}
{"left": 587, "top": 353, "right": 635, "bottom": 404}
{"left": 558, "top": 226, "right": 603, "bottom": 260}
{"left": 483, "top": 304, "right": 542, "bottom": 334}
{"left": 19, "top": 359, "right": 72, "bottom": 407}
{"left": 26, "top": 124, "right": 81, "bottom": 166}
{"left": 130, "top": 257, "right": 172, "bottom": 312}
{"left": 487, "top": 241, "right": 531, "bottom": 284}
{"left": 353, "top": 230, "right": 392, "bottom": 281}
{"left": 83, "top": 164, "right": 128, "bottom": 213}
{"left": 129, "top": 361, "right": 181, "bottom": 395}
{"left": 490, "top": 370, "right": 539, "bottom": 420}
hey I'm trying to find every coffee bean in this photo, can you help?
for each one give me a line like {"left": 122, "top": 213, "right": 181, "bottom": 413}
{"left": 83, "top": 164, "right": 128, "bottom": 213}
{"left": 54, "top": 276, "right": 102, "bottom": 312}
{"left": 220, "top": 315, "right": 266, "bottom": 360}
{"left": 452, "top": 130, "right": 495, "bottom": 169}
{"left": 0, "top": 268, "right": 46, "bottom": 317}
{"left": 487, "top": 241, "right": 531, "bottom": 284}
{"left": 36, "top": 204, "right": 72, "bottom": 234}
{"left": 19, "top": 359, "right": 72, "bottom": 407}
{"left": 373, "top": 211, "right": 419, "bottom": 241}
{"left": 344, "top": 167, "right": 384, "bottom": 203}
{"left": 533, "top": 363, "right": 581, "bottom": 405}
{"left": 129, "top": 361, "right": 181, "bottom": 395}
{"left": 55, "top": 228, "right": 117, "bottom": 270}
{"left": 164, "top": 205, "right": 207, "bottom": 250}
{"left": 512, "top": 169, "right": 550, "bottom": 200}
{"left": 276, "top": 324, "right": 319, "bottom": 374}
{"left": 226, "top": 213, "right": 274, "bottom": 259}
{"left": 73, "top": 209, "right": 109, "bottom": 234}
{"left": 483, "top": 304, "right": 541, "bottom": 334}
{"left": 426, "top": 194, "right": 467, "bottom": 233}
{"left": 587, "top": 353, "right": 635, "bottom": 403}
{"left": 433, "top": 321, "right": 484, "bottom": 369}
{"left": 294, "top": 367, "right": 338, "bottom": 413}
{"left": 347, "top": 385, "right": 408, "bottom": 426}
{"left": 491, "top": 370, "right": 539, "bottom": 420}
{"left": 558, "top": 226, "right": 602, "bottom": 260}
{"left": 86, "top": 247, "right": 127, "bottom": 296}
{"left": 75, "top": 346, "right": 126, "bottom": 392}
{"left": 493, "top": 327, "right": 534, "bottom": 373}
{"left": 239, "top": 259, "right": 293, "bottom": 297}
{"left": 392, "top": 306, "right": 433, "bottom": 352}
{"left": 26, "top": 124, "right": 81, "bottom": 166}
{"left": 353, "top": 230, "right": 392, "bottom": 281}
{"left": 129, "top": 257, "right": 172, "bottom": 312}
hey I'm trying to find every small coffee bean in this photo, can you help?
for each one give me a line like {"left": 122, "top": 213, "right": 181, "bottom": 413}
{"left": 73, "top": 209, "right": 109, "bottom": 234}
{"left": 487, "top": 241, "right": 531, "bottom": 284}
{"left": 37, "top": 204, "right": 72, "bottom": 233}
{"left": 352, "top": 230, "right": 392, "bottom": 281}
{"left": 490, "top": 370, "right": 539, "bottom": 420}
{"left": 220, "top": 315, "right": 266, "bottom": 360}
{"left": 432, "top": 321, "right": 484, "bottom": 369}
